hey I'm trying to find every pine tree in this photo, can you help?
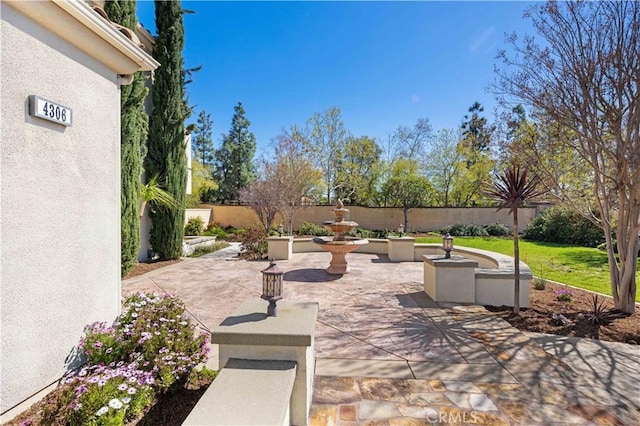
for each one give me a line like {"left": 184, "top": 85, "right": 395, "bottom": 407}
{"left": 461, "top": 102, "right": 493, "bottom": 153}
{"left": 145, "top": 0, "right": 187, "bottom": 259}
{"left": 215, "top": 102, "right": 257, "bottom": 203}
{"left": 104, "top": 0, "right": 149, "bottom": 276}
{"left": 193, "top": 110, "right": 214, "bottom": 168}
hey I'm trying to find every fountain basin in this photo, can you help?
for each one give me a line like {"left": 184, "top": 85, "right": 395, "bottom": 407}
{"left": 322, "top": 221, "right": 359, "bottom": 239}
{"left": 313, "top": 237, "right": 369, "bottom": 274}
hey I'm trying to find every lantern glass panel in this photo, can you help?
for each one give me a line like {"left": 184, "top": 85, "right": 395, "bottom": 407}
{"left": 443, "top": 234, "right": 454, "bottom": 250}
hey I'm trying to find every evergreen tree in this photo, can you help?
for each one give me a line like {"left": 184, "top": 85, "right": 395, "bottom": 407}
{"left": 215, "top": 102, "right": 257, "bottom": 203}
{"left": 461, "top": 102, "right": 493, "bottom": 153}
{"left": 145, "top": 0, "right": 187, "bottom": 259}
{"left": 104, "top": 0, "right": 149, "bottom": 276}
{"left": 192, "top": 110, "right": 214, "bottom": 168}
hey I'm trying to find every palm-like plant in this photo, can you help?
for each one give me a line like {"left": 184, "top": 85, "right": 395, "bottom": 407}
{"left": 485, "top": 163, "right": 544, "bottom": 314}
{"left": 139, "top": 174, "right": 180, "bottom": 217}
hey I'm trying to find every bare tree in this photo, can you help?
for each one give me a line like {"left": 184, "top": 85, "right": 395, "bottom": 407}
{"left": 239, "top": 178, "right": 280, "bottom": 235}
{"left": 270, "top": 130, "right": 323, "bottom": 234}
{"left": 495, "top": 0, "right": 639, "bottom": 313}
{"left": 389, "top": 117, "right": 432, "bottom": 160}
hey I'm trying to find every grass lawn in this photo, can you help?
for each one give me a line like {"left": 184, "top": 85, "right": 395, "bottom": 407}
{"left": 415, "top": 236, "right": 640, "bottom": 302}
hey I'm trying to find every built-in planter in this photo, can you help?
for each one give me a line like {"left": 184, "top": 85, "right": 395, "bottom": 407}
{"left": 182, "top": 236, "right": 217, "bottom": 256}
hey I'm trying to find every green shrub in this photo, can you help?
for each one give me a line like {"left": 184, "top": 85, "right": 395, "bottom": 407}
{"left": 296, "top": 222, "right": 331, "bottom": 236}
{"left": 79, "top": 293, "right": 209, "bottom": 392}
{"left": 442, "top": 224, "right": 489, "bottom": 237}
{"left": 239, "top": 228, "right": 267, "bottom": 259}
{"left": 189, "top": 242, "right": 230, "bottom": 257}
{"left": 372, "top": 230, "right": 391, "bottom": 238}
{"left": 522, "top": 206, "right": 604, "bottom": 247}
{"left": 533, "top": 277, "right": 547, "bottom": 290}
{"left": 482, "top": 223, "right": 511, "bottom": 237}
{"left": 202, "top": 224, "right": 228, "bottom": 239}
{"left": 555, "top": 288, "right": 574, "bottom": 302}
{"left": 184, "top": 217, "right": 204, "bottom": 236}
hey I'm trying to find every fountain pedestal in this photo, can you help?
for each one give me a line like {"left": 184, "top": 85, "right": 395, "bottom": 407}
{"left": 313, "top": 200, "right": 368, "bottom": 274}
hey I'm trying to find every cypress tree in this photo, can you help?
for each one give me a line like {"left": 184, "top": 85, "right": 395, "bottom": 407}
{"left": 145, "top": 0, "right": 187, "bottom": 259}
{"left": 104, "top": 0, "right": 149, "bottom": 276}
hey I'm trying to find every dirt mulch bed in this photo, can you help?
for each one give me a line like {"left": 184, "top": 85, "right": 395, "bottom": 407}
{"left": 486, "top": 281, "right": 640, "bottom": 345}
{"left": 123, "top": 259, "right": 183, "bottom": 279}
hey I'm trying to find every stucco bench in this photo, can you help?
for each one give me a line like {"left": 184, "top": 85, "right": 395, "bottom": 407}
{"left": 182, "top": 358, "right": 297, "bottom": 426}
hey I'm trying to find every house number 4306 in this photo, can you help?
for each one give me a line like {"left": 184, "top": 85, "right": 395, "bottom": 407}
{"left": 29, "top": 95, "right": 73, "bottom": 127}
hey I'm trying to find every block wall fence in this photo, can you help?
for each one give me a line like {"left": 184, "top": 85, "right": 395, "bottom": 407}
{"left": 194, "top": 205, "right": 540, "bottom": 232}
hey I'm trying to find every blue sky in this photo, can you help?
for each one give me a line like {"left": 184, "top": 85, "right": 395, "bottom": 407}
{"left": 136, "top": 1, "right": 538, "bottom": 156}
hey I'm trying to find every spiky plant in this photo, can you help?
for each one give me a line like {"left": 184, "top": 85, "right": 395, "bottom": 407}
{"left": 139, "top": 175, "right": 180, "bottom": 217}
{"left": 485, "top": 163, "right": 544, "bottom": 314}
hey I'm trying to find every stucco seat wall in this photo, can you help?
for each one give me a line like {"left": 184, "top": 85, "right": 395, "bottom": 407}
{"left": 273, "top": 239, "right": 531, "bottom": 308}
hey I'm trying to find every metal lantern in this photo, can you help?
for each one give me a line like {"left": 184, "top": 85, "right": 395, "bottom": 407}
{"left": 261, "top": 260, "right": 283, "bottom": 316}
{"left": 277, "top": 223, "right": 284, "bottom": 237}
{"left": 398, "top": 223, "right": 404, "bottom": 238}
{"left": 442, "top": 233, "right": 454, "bottom": 259}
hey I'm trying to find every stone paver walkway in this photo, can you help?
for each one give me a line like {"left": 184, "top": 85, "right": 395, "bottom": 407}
{"left": 122, "top": 251, "right": 640, "bottom": 425}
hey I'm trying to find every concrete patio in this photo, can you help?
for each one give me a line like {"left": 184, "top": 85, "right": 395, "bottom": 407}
{"left": 122, "top": 247, "right": 640, "bottom": 425}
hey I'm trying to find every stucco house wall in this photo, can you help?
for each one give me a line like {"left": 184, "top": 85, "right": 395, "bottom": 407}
{"left": 0, "top": 0, "right": 157, "bottom": 417}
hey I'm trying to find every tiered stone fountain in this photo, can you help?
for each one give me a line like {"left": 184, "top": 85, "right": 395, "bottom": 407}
{"left": 313, "top": 199, "right": 369, "bottom": 274}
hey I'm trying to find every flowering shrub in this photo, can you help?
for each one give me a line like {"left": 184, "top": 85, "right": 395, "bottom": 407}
{"left": 80, "top": 322, "right": 128, "bottom": 366}
{"left": 555, "top": 288, "right": 574, "bottom": 302}
{"left": 79, "top": 293, "right": 210, "bottom": 392}
{"left": 62, "top": 363, "right": 154, "bottom": 425}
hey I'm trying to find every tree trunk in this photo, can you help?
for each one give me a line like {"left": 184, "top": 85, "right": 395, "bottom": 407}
{"left": 612, "top": 226, "right": 638, "bottom": 314}
{"left": 513, "top": 210, "right": 520, "bottom": 314}
{"left": 403, "top": 209, "right": 409, "bottom": 234}
{"left": 601, "top": 203, "right": 638, "bottom": 314}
